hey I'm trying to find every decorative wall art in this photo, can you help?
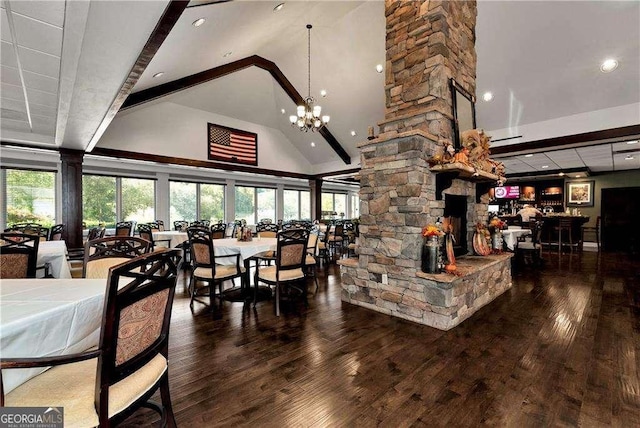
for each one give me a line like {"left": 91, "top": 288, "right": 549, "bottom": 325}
{"left": 208, "top": 123, "right": 258, "bottom": 166}
{"left": 566, "top": 180, "right": 594, "bottom": 207}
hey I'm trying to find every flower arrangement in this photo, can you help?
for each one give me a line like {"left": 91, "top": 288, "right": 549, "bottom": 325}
{"left": 422, "top": 224, "right": 444, "bottom": 238}
{"left": 488, "top": 217, "right": 505, "bottom": 232}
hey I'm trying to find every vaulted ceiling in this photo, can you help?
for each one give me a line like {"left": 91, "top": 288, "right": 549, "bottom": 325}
{"left": 1, "top": 0, "right": 639, "bottom": 176}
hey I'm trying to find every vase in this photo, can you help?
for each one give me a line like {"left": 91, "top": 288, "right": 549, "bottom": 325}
{"left": 491, "top": 230, "right": 503, "bottom": 251}
{"left": 421, "top": 236, "right": 439, "bottom": 273}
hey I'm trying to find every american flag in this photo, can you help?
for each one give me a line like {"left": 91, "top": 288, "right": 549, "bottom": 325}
{"left": 208, "top": 123, "right": 257, "bottom": 165}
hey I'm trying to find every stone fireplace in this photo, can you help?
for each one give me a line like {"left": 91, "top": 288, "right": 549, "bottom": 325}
{"left": 337, "top": 0, "right": 512, "bottom": 331}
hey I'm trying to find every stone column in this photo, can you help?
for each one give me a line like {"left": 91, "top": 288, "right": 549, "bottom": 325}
{"left": 59, "top": 149, "right": 84, "bottom": 248}
{"left": 379, "top": 0, "right": 477, "bottom": 139}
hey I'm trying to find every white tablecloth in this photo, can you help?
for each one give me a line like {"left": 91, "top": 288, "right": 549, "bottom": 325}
{"left": 502, "top": 227, "right": 532, "bottom": 251}
{"left": 0, "top": 278, "right": 106, "bottom": 393}
{"left": 213, "top": 238, "right": 277, "bottom": 264}
{"left": 153, "top": 231, "right": 188, "bottom": 248}
{"left": 37, "top": 241, "right": 72, "bottom": 279}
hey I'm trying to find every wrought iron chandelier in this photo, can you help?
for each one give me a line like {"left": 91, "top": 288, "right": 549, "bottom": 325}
{"left": 289, "top": 24, "right": 329, "bottom": 132}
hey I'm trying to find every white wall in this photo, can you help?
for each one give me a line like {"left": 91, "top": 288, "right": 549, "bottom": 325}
{"left": 489, "top": 102, "right": 640, "bottom": 147}
{"left": 97, "top": 102, "right": 314, "bottom": 174}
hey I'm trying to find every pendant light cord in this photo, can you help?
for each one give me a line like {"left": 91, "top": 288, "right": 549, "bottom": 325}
{"left": 307, "top": 24, "right": 312, "bottom": 100}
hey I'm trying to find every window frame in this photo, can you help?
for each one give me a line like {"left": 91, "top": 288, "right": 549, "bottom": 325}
{"left": 169, "top": 179, "right": 226, "bottom": 224}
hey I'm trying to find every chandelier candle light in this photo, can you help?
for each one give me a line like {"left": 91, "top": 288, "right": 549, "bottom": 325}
{"left": 289, "top": 24, "right": 330, "bottom": 132}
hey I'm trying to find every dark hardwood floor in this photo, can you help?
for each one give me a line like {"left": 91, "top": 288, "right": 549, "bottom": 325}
{"left": 125, "top": 252, "right": 640, "bottom": 427}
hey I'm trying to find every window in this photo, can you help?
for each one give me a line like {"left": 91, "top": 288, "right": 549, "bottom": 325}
{"left": 283, "top": 189, "right": 311, "bottom": 221}
{"left": 121, "top": 178, "right": 155, "bottom": 224}
{"left": 321, "top": 191, "right": 348, "bottom": 219}
{"left": 83, "top": 175, "right": 156, "bottom": 228}
{"left": 350, "top": 194, "right": 360, "bottom": 218}
{"left": 169, "top": 181, "right": 197, "bottom": 225}
{"left": 200, "top": 184, "right": 225, "bottom": 223}
{"left": 235, "top": 186, "right": 276, "bottom": 224}
{"left": 83, "top": 175, "right": 116, "bottom": 228}
{"left": 4, "top": 169, "right": 56, "bottom": 228}
{"left": 169, "top": 181, "right": 225, "bottom": 226}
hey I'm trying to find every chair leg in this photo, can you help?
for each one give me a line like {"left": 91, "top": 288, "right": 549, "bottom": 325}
{"left": 275, "top": 282, "right": 281, "bottom": 316}
{"left": 159, "top": 373, "right": 177, "bottom": 428}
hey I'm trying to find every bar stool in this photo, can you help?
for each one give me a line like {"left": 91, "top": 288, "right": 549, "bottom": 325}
{"left": 581, "top": 216, "right": 601, "bottom": 251}
{"left": 557, "top": 218, "right": 574, "bottom": 253}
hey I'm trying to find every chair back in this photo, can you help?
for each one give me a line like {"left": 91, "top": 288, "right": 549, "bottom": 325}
{"left": 276, "top": 229, "right": 309, "bottom": 276}
{"left": 115, "top": 221, "right": 135, "bottom": 237}
{"left": 210, "top": 222, "right": 227, "bottom": 239}
{"left": 531, "top": 221, "right": 543, "bottom": 245}
{"left": 188, "top": 231, "right": 223, "bottom": 279}
{"left": 257, "top": 223, "right": 279, "bottom": 235}
{"left": 190, "top": 220, "right": 210, "bottom": 228}
{"left": 0, "top": 233, "right": 40, "bottom": 278}
{"left": 173, "top": 220, "right": 189, "bottom": 231}
{"left": 155, "top": 220, "right": 165, "bottom": 231}
{"left": 96, "top": 250, "right": 179, "bottom": 424}
{"left": 333, "top": 223, "right": 344, "bottom": 237}
{"left": 307, "top": 231, "right": 319, "bottom": 256}
{"left": 83, "top": 236, "right": 151, "bottom": 278}
{"left": 258, "top": 218, "right": 272, "bottom": 225}
{"left": 49, "top": 224, "right": 64, "bottom": 241}
{"left": 87, "top": 226, "right": 106, "bottom": 241}
{"left": 137, "top": 223, "right": 154, "bottom": 243}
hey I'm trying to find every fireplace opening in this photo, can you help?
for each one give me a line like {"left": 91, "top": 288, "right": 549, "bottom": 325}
{"left": 444, "top": 194, "right": 468, "bottom": 257}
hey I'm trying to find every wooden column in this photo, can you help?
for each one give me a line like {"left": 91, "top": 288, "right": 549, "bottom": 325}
{"left": 60, "top": 149, "right": 84, "bottom": 248}
{"left": 309, "top": 178, "right": 323, "bottom": 221}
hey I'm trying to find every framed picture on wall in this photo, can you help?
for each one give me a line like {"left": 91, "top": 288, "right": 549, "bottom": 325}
{"left": 208, "top": 123, "right": 258, "bottom": 166}
{"left": 566, "top": 180, "right": 594, "bottom": 207}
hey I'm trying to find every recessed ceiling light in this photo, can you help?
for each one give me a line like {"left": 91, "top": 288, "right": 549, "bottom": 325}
{"left": 192, "top": 18, "right": 206, "bottom": 27}
{"left": 575, "top": 174, "right": 581, "bottom": 178}
{"left": 524, "top": 154, "right": 533, "bottom": 158}
{"left": 482, "top": 92, "right": 493, "bottom": 102}
{"left": 152, "top": 72, "right": 164, "bottom": 78}
{"left": 559, "top": 172, "right": 565, "bottom": 176}
{"left": 280, "top": 109, "right": 286, "bottom": 114}
{"left": 600, "top": 58, "right": 618, "bottom": 73}
{"left": 625, "top": 155, "right": 634, "bottom": 160}
{"left": 627, "top": 140, "right": 639, "bottom": 145}
{"left": 350, "top": 130, "right": 357, "bottom": 137}
{"left": 310, "top": 142, "right": 316, "bottom": 147}
{"left": 375, "top": 64, "right": 384, "bottom": 73}
{"left": 273, "top": 3, "right": 285, "bottom": 12}
{"left": 223, "top": 51, "right": 232, "bottom": 58}
{"left": 541, "top": 165, "right": 549, "bottom": 169}
{"left": 320, "top": 89, "right": 327, "bottom": 97}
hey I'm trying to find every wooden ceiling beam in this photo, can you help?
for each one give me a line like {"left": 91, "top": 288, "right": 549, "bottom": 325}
{"left": 120, "top": 55, "right": 352, "bottom": 165}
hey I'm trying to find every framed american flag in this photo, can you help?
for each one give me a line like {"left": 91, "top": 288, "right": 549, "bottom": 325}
{"left": 208, "top": 123, "right": 258, "bottom": 166}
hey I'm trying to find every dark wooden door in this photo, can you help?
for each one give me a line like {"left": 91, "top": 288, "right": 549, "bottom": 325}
{"left": 601, "top": 187, "right": 640, "bottom": 253}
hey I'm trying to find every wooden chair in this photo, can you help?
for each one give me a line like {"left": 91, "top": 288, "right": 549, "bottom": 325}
{"left": 188, "top": 229, "right": 245, "bottom": 311}
{"left": 155, "top": 220, "right": 166, "bottom": 231}
{"left": 210, "top": 222, "right": 227, "bottom": 240}
{"left": 581, "top": 216, "right": 601, "bottom": 251}
{"left": 173, "top": 220, "right": 189, "bottom": 231}
{"left": 556, "top": 218, "right": 575, "bottom": 253}
{"left": 255, "top": 229, "right": 309, "bottom": 316}
{"left": 256, "top": 223, "right": 279, "bottom": 238}
{"left": 515, "top": 221, "right": 544, "bottom": 267}
{"left": 137, "top": 224, "right": 169, "bottom": 251}
{"left": 190, "top": 220, "right": 210, "bottom": 228}
{"left": 83, "top": 236, "right": 151, "bottom": 278}
{"left": 0, "top": 250, "right": 180, "bottom": 427}
{"left": 328, "top": 223, "right": 345, "bottom": 257}
{"left": 48, "top": 224, "right": 64, "bottom": 241}
{"left": 0, "top": 233, "right": 40, "bottom": 278}
{"left": 317, "top": 225, "right": 331, "bottom": 266}
{"left": 305, "top": 231, "right": 320, "bottom": 290}
{"left": 115, "top": 221, "right": 135, "bottom": 237}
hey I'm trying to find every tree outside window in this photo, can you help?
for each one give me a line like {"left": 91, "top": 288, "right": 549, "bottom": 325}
{"left": 235, "top": 186, "right": 255, "bottom": 224}
{"left": 122, "top": 178, "right": 155, "bottom": 224}
{"left": 169, "top": 181, "right": 197, "bottom": 225}
{"left": 5, "top": 169, "right": 56, "bottom": 227}
{"left": 257, "top": 188, "right": 275, "bottom": 223}
{"left": 83, "top": 175, "right": 116, "bottom": 228}
{"left": 200, "top": 184, "right": 225, "bottom": 223}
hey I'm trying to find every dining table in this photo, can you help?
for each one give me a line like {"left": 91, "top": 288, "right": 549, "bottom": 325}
{"left": 37, "top": 240, "right": 72, "bottom": 278}
{"left": 0, "top": 278, "right": 106, "bottom": 394}
{"left": 152, "top": 230, "right": 188, "bottom": 248}
{"left": 501, "top": 226, "right": 532, "bottom": 251}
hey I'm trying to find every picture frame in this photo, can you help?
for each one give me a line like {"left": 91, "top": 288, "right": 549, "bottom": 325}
{"left": 566, "top": 180, "right": 594, "bottom": 207}
{"left": 208, "top": 123, "right": 258, "bottom": 166}
{"left": 450, "top": 78, "right": 476, "bottom": 149}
